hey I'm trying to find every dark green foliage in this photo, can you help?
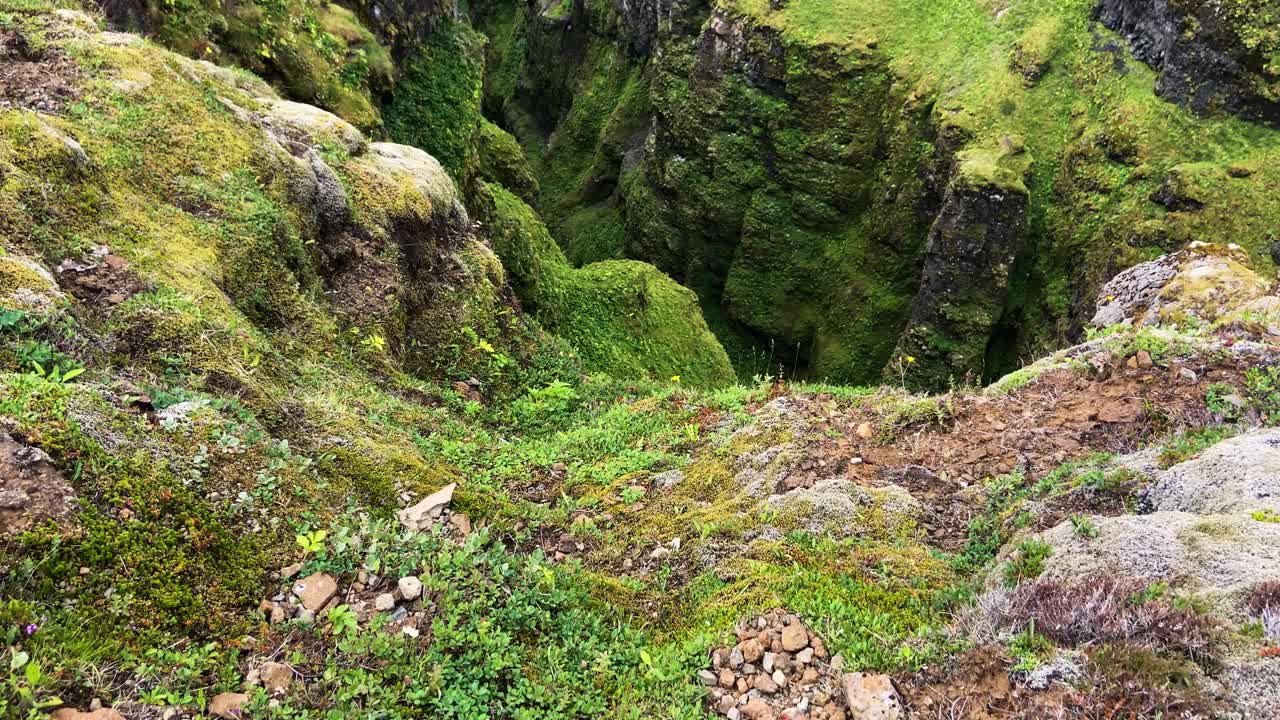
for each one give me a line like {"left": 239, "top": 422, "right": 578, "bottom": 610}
{"left": 1244, "top": 365, "right": 1280, "bottom": 425}
{"left": 1158, "top": 426, "right": 1238, "bottom": 468}
{"left": 385, "top": 20, "right": 484, "bottom": 182}
{"left": 298, "top": 521, "right": 711, "bottom": 718}
{"left": 1002, "top": 538, "right": 1052, "bottom": 587}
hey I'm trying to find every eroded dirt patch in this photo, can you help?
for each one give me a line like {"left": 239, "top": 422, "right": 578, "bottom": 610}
{"left": 769, "top": 360, "right": 1250, "bottom": 549}
{"left": 0, "top": 29, "right": 80, "bottom": 113}
{"left": 0, "top": 433, "right": 78, "bottom": 536}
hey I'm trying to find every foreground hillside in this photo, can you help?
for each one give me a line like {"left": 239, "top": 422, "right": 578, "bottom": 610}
{"left": 1, "top": 2, "right": 1280, "bottom": 720}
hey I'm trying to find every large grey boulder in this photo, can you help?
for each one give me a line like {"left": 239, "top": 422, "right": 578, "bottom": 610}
{"left": 1145, "top": 430, "right": 1280, "bottom": 514}
{"left": 1091, "top": 242, "right": 1270, "bottom": 329}
{"left": 1028, "top": 512, "right": 1280, "bottom": 596}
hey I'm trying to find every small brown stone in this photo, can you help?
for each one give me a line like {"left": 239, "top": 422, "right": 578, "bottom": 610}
{"left": 719, "top": 668, "right": 736, "bottom": 689}
{"left": 780, "top": 622, "right": 809, "bottom": 652}
{"left": 209, "top": 692, "right": 250, "bottom": 718}
{"left": 742, "top": 698, "right": 775, "bottom": 720}
{"left": 292, "top": 572, "right": 337, "bottom": 612}
{"left": 51, "top": 710, "right": 126, "bottom": 720}
{"left": 450, "top": 511, "right": 472, "bottom": 536}
{"left": 811, "top": 636, "right": 827, "bottom": 659}
{"left": 259, "top": 661, "right": 293, "bottom": 692}
{"left": 739, "top": 637, "right": 764, "bottom": 663}
{"left": 855, "top": 422, "right": 875, "bottom": 439}
{"left": 752, "top": 672, "right": 779, "bottom": 694}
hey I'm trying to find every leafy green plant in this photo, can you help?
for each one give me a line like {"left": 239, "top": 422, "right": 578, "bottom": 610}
{"left": 1204, "top": 382, "right": 1242, "bottom": 419}
{"left": 1123, "top": 329, "right": 1172, "bottom": 364}
{"left": 296, "top": 529, "right": 328, "bottom": 555}
{"left": 1129, "top": 582, "right": 1168, "bottom": 606}
{"left": 1003, "top": 539, "right": 1053, "bottom": 587}
{"left": 28, "top": 362, "right": 84, "bottom": 384}
{"left": 1158, "top": 427, "right": 1236, "bottom": 468}
{"left": 1244, "top": 366, "right": 1280, "bottom": 425}
{"left": 1251, "top": 509, "right": 1280, "bottom": 523}
{"left": 1070, "top": 514, "right": 1099, "bottom": 539}
{"left": 327, "top": 605, "right": 358, "bottom": 638}
{"left": 682, "top": 423, "right": 700, "bottom": 442}
{"left": 620, "top": 486, "right": 646, "bottom": 504}
{"left": 1008, "top": 621, "right": 1054, "bottom": 672}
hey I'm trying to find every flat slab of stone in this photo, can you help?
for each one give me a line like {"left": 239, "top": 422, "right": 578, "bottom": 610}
{"left": 843, "top": 672, "right": 903, "bottom": 720}
{"left": 1145, "top": 429, "right": 1280, "bottom": 514}
{"left": 398, "top": 483, "right": 456, "bottom": 531}
{"left": 292, "top": 572, "right": 337, "bottom": 612}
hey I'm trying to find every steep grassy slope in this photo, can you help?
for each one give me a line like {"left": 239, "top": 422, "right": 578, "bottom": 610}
{"left": 98, "top": 0, "right": 395, "bottom": 130}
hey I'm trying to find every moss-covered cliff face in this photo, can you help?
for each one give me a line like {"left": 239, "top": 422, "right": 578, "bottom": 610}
{"left": 473, "top": 0, "right": 1280, "bottom": 388}
{"left": 1095, "top": 0, "right": 1280, "bottom": 126}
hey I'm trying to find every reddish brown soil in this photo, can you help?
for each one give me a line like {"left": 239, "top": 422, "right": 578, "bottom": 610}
{"left": 771, "top": 359, "right": 1250, "bottom": 548}
{"left": 0, "top": 29, "right": 79, "bottom": 113}
{"left": 0, "top": 433, "right": 79, "bottom": 537}
{"left": 898, "top": 646, "right": 1068, "bottom": 720}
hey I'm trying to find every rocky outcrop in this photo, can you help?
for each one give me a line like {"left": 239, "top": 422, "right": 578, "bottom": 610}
{"left": 1091, "top": 242, "right": 1272, "bottom": 328}
{"left": 99, "top": 0, "right": 393, "bottom": 130}
{"left": 889, "top": 146, "right": 1032, "bottom": 388}
{"left": 1027, "top": 511, "right": 1280, "bottom": 597}
{"left": 1094, "top": 0, "right": 1280, "bottom": 126}
{"left": 351, "top": 0, "right": 454, "bottom": 56}
{"left": 0, "top": 253, "right": 66, "bottom": 315}
{"left": 1144, "top": 429, "right": 1280, "bottom": 515}
{"left": 244, "top": 92, "right": 518, "bottom": 375}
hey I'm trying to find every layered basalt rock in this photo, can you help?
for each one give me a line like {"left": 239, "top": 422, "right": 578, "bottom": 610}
{"left": 890, "top": 146, "right": 1033, "bottom": 389}
{"left": 1095, "top": 0, "right": 1280, "bottom": 126}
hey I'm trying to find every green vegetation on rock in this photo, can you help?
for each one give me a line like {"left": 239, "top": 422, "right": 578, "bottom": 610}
{"left": 480, "top": 182, "right": 734, "bottom": 387}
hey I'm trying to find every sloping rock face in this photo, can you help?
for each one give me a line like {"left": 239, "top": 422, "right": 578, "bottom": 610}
{"left": 1031, "top": 511, "right": 1280, "bottom": 596}
{"left": 1144, "top": 429, "right": 1280, "bottom": 515}
{"left": 1095, "top": 0, "right": 1280, "bottom": 126}
{"left": 1091, "top": 242, "right": 1272, "bottom": 328}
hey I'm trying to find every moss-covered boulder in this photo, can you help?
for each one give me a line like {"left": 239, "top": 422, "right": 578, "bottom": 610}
{"left": 100, "top": 0, "right": 394, "bottom": 131}
{"left": 478, "top": 182, "right": 734, "bottom": 386}
{"left": 1091, "top": 242, "right": 1272, "bottom": 329}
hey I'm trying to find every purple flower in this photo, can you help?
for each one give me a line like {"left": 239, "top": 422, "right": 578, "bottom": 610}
{"left": 22, "top": 623, "right": 37, "bottom": 636}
